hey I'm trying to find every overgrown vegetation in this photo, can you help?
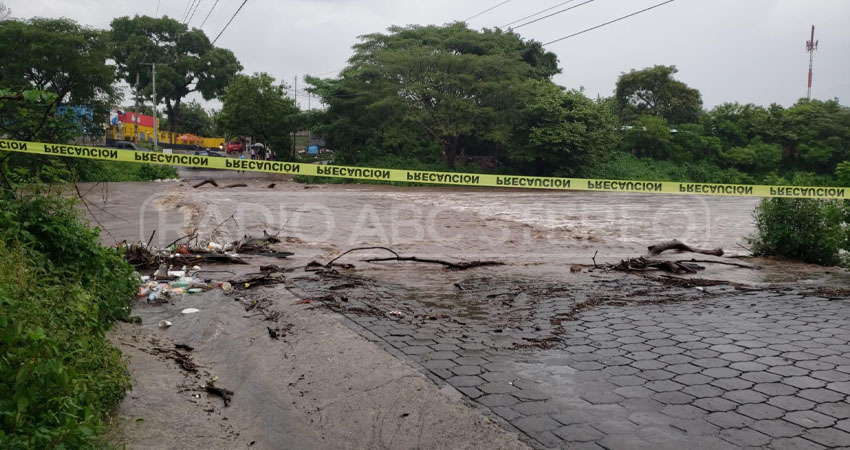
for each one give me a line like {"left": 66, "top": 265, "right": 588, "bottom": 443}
{"left": 0, "top": 190, "right": 137, "bottom": 449}
{"left": 749, "top": 198, "right": 849, "bottom": 267}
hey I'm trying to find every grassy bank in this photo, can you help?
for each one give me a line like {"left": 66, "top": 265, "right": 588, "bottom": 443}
{"left": 6, "top": 155, "right": 178, "bottom": 184}
{"left": 0, "top": 190, "right": 137, "bottom": 449}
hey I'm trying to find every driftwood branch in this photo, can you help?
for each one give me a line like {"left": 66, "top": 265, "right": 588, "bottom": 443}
{"left": 648, "top": 240, "right": 723, "bottom": 257}
{"left": 363, "top": 256, "right": 504, "bottom": 270}
{"left": 192, "top": 178, "right": 219, "bottom": 188}
{"left": 326, "top": 247, "right": 400, "bottom": 267}
{"left": 677, "top": 259, "right": 760, "bottom": 269}
{"left": 325, "top": 247, "right": 503, "bottom": 271}
{"left": 222, "top": 183, "right": 247, "bottom": 188}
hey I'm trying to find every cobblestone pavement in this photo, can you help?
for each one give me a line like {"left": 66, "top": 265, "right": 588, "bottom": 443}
{"left": 291, "top": 274, "right": 850, "bottom": 450}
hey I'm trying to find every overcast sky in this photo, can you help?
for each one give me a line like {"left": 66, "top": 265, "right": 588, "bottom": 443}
{"left": 8, "top": 0, "right": 850, "bottom": 110}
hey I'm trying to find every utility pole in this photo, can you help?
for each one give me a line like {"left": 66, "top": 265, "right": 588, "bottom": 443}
{"left": 133, "top": 73, "right": 140, "bottom": 144}
{"left": 293, "top": 76, "right": 298, "bottom": 157}
{"left": 142, "top": 63, "right": 164, "bottom": 150}
{"left": 806, "top": 25, "right": 819, "bottom": 100}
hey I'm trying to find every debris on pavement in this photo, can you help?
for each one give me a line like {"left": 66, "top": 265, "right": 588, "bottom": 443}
{"left": 204, "top": 380, "right": 234, "bottom": 407}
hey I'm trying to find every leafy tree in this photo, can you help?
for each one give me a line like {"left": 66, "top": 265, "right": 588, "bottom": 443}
{"left": 670, "top": 123, "right": 722, "bottom": 163}
{"left": 615, "top": 65, "right": 702, "bottom": 125}
{"left": 620, "top": 115, "right": 674, "bottom": 159}
{"left": 780, "top": 99, "right": 850, "bottom": 173}
{"left": 309, "top": 23, "right": 559, "bottom": 168}
{"left": 109, "top": 15, "right": 241, "bottom": 138}
{"left": 218, "top": 73, "right": 299, "bottom": 159}
{"left": 513, "top": 82, "right": 616, "bottom": 176}
{"left": 177, "top": 100, "right": 214, "bottom": 137}
{"left": 703, "top": 102, "right": 776, "bottom": 150}
{"left": 0, "top": 18, "right": 115, "bottom": 141}
{"left": 722, "top": 139, "right": 782, "bottom": 173}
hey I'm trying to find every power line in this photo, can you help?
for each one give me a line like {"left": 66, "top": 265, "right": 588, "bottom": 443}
{"left": 212, "top": 0, "right": 248, "bottom": 45}
{"left": 200, "top": 0, "right": 221, "bottom": 28}
{"left": 465, "top": 0, "right": 514, "bottom": 22}
{"left": 500, "top": 0, "right": 577, "bottom": 28}
{"left": 511, "top": 0, "right": 596, "bottom": 30}
{"left": 155, "top": 0, "right": 161, "bottom": 17}
{"left": 544, "top": 0, "right": 677, "bottom": 45}
{"left": 187, "top": 0, "right": 204, "bottom": 26}
{"left": 181, "top": 0, "right": 197, "bottom": 23}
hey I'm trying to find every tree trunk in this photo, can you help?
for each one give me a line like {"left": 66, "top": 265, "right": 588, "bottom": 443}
{"left": 443, "top": 136, "right": 459, "bottom": 169}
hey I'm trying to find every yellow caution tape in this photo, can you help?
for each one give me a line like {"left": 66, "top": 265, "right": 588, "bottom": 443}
{"left": 1, "top": 139, "right": 847, "bottom": 199}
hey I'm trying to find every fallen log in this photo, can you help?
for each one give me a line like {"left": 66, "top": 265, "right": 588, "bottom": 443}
{"left": 192, "top": 178, "right": 219, "bottom": 189}
{"left": 648, "top": 240, "right": 723, "bottom": 257}
{"left": 222, "top": 183, "right": 247, "bottom": 188}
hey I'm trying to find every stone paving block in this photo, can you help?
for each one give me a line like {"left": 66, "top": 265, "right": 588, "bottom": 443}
{"left": 651, "top": 391, "right": 694, "bottom": 405}
{"left": 457, "top": 386, "right": 484, "bottom": 399}
{"left": 639, "top": 369, "right": 676, "bottom": 381}
{"left": 691, "top": 358, "right": 732, "bottom": 369}
{"left": 609, "top": 375, "right": 646, "bottom": 387}
{"left": 797, "top": 387, "right": 846, "bottom": 403}
{"left": 580, "top": 390, "right": 625, "bottom": 405}
{"left": 783, "top": 376, "right": 828, "bottom": 390}
{"left": 704, "top": 411, "right": 754, "bottom": 429}
{"left": 478, "top": 382, "right": 518, "bottom": 395}
{"left": 477, "top": 393, "right": 519, "bottom": 407}
{"left": 752, "top": 419, "right": 804, "bottom": 438}
{"left": 426, "top": 351, "right": 459, "bottom": 360}
{"left": 740, "top": 371, "right": 783, "bottom": 383}
{"left": 810, "top": 370, "right": 850, "bottom": 383}
{"left": 401, "top": 345, "right": 432, "bottom": 355}
{"left": 672, "top": 373, "right": 713, "bottom": 386}
{"left": 491, "top": 406, "right": 522, "bottom": 421}
{"left": 710, "top": 377, "right": 754, "bottom": 391}
{"left": 768, "top": 365, "right": 810, "bottom": 377}
{"left": 513, "top": 388, "right": 550, "bottom": 401}
{"left": 718, "top": 427, "right": 771, "bottom": 447}
{"left": 783, "top": 410, "right": 836, "bottom": 428}
{"left": 702, "top": 367, "right": 741, "bottom": 379}
{"left": 682, "top": 384, "right": 725, "bottom": 399}
{"left": 603, "top": 365, "right": 640, "bottom": 376}
{"left": 816, "top": 402, "right": 850, "bottom": 420}
{"left": 453, "top": 356, "right": 488, "bottom": 366}
{"left": 513, "top": 415, "right": 562, "bottom": 435}
{"left": 645, "top": 380, "right": 684, "bottom": 392}
{"left": 837, "top": 418, "right": 850, "bottom": 433}
{"left": 827, "top": 381, "right": 850, "bottom": 395}
{"left": 729, "top": 361, "right": 768, "bottom": 372}
{"left": 753, "top": 382, "right": 798, "bottom": 396}
{"left": 512, "top": 401, "right": 560, "bottom": 415}
{"left": 768, "top": 436, "right": 828, "bottom": 450}
{"left": 613, "top": 385, "right": 654, "bottom": 399}
{"left": 553, "top": 423, "right": 604, "bottom": 442}
{"left": 692, "top": 397, "right": 739, "bottom": 413}
{"left": 660, "top": 404, "right": 704, "bottom": 420}
{"left": 422, "top": 359, "right": 456, "bottom": 370}
{"left": 446, "top": 375, "right": 484, "bottom": 388}
{"left": 722, "top": 389, "right": 768, "bottom": 404}
{"left": 736, "top": 403, "right": 785, "bottom": 420}
{"left": 630, "top": 360, "right": 668, "bottom": 370}
{"left": 801, "top": 428, "right": 850, "bottom": 447}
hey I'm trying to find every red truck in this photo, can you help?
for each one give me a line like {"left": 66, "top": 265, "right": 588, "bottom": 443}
{"left": 226, "top": 140, "right": 242, "bottom": 153}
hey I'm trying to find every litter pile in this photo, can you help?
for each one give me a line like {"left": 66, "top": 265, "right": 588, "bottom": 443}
{"left": 137, "top": 263, "right": 234, "bottom": 303}
{"left": 122, "top": 230, "right": 293, "bottom": 270}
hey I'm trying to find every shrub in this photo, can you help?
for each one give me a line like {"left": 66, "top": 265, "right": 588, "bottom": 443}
{"left": 748, "top": 197, "right": 848, "bottom": 266}
{"left": 0, "top": 190, "right": 136, "bottom": 449}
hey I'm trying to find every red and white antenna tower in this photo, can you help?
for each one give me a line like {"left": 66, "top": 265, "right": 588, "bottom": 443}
{"left": 805, "top": 25, "right": 819, "bottom": 100}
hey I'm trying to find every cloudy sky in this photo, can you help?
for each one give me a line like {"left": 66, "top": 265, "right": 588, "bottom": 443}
{"left": 7, "top": 0, "right": 850, "bottom": 109}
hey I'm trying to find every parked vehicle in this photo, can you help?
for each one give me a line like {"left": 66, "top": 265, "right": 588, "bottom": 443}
{"left": 112, "top": 140, "right": 138, "bottom": 150}
{"left": 193, "top": 149, "right": 226, "bottom": 158}
{"left": 226, "top": 140, "right": 242, "bottom": 153}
